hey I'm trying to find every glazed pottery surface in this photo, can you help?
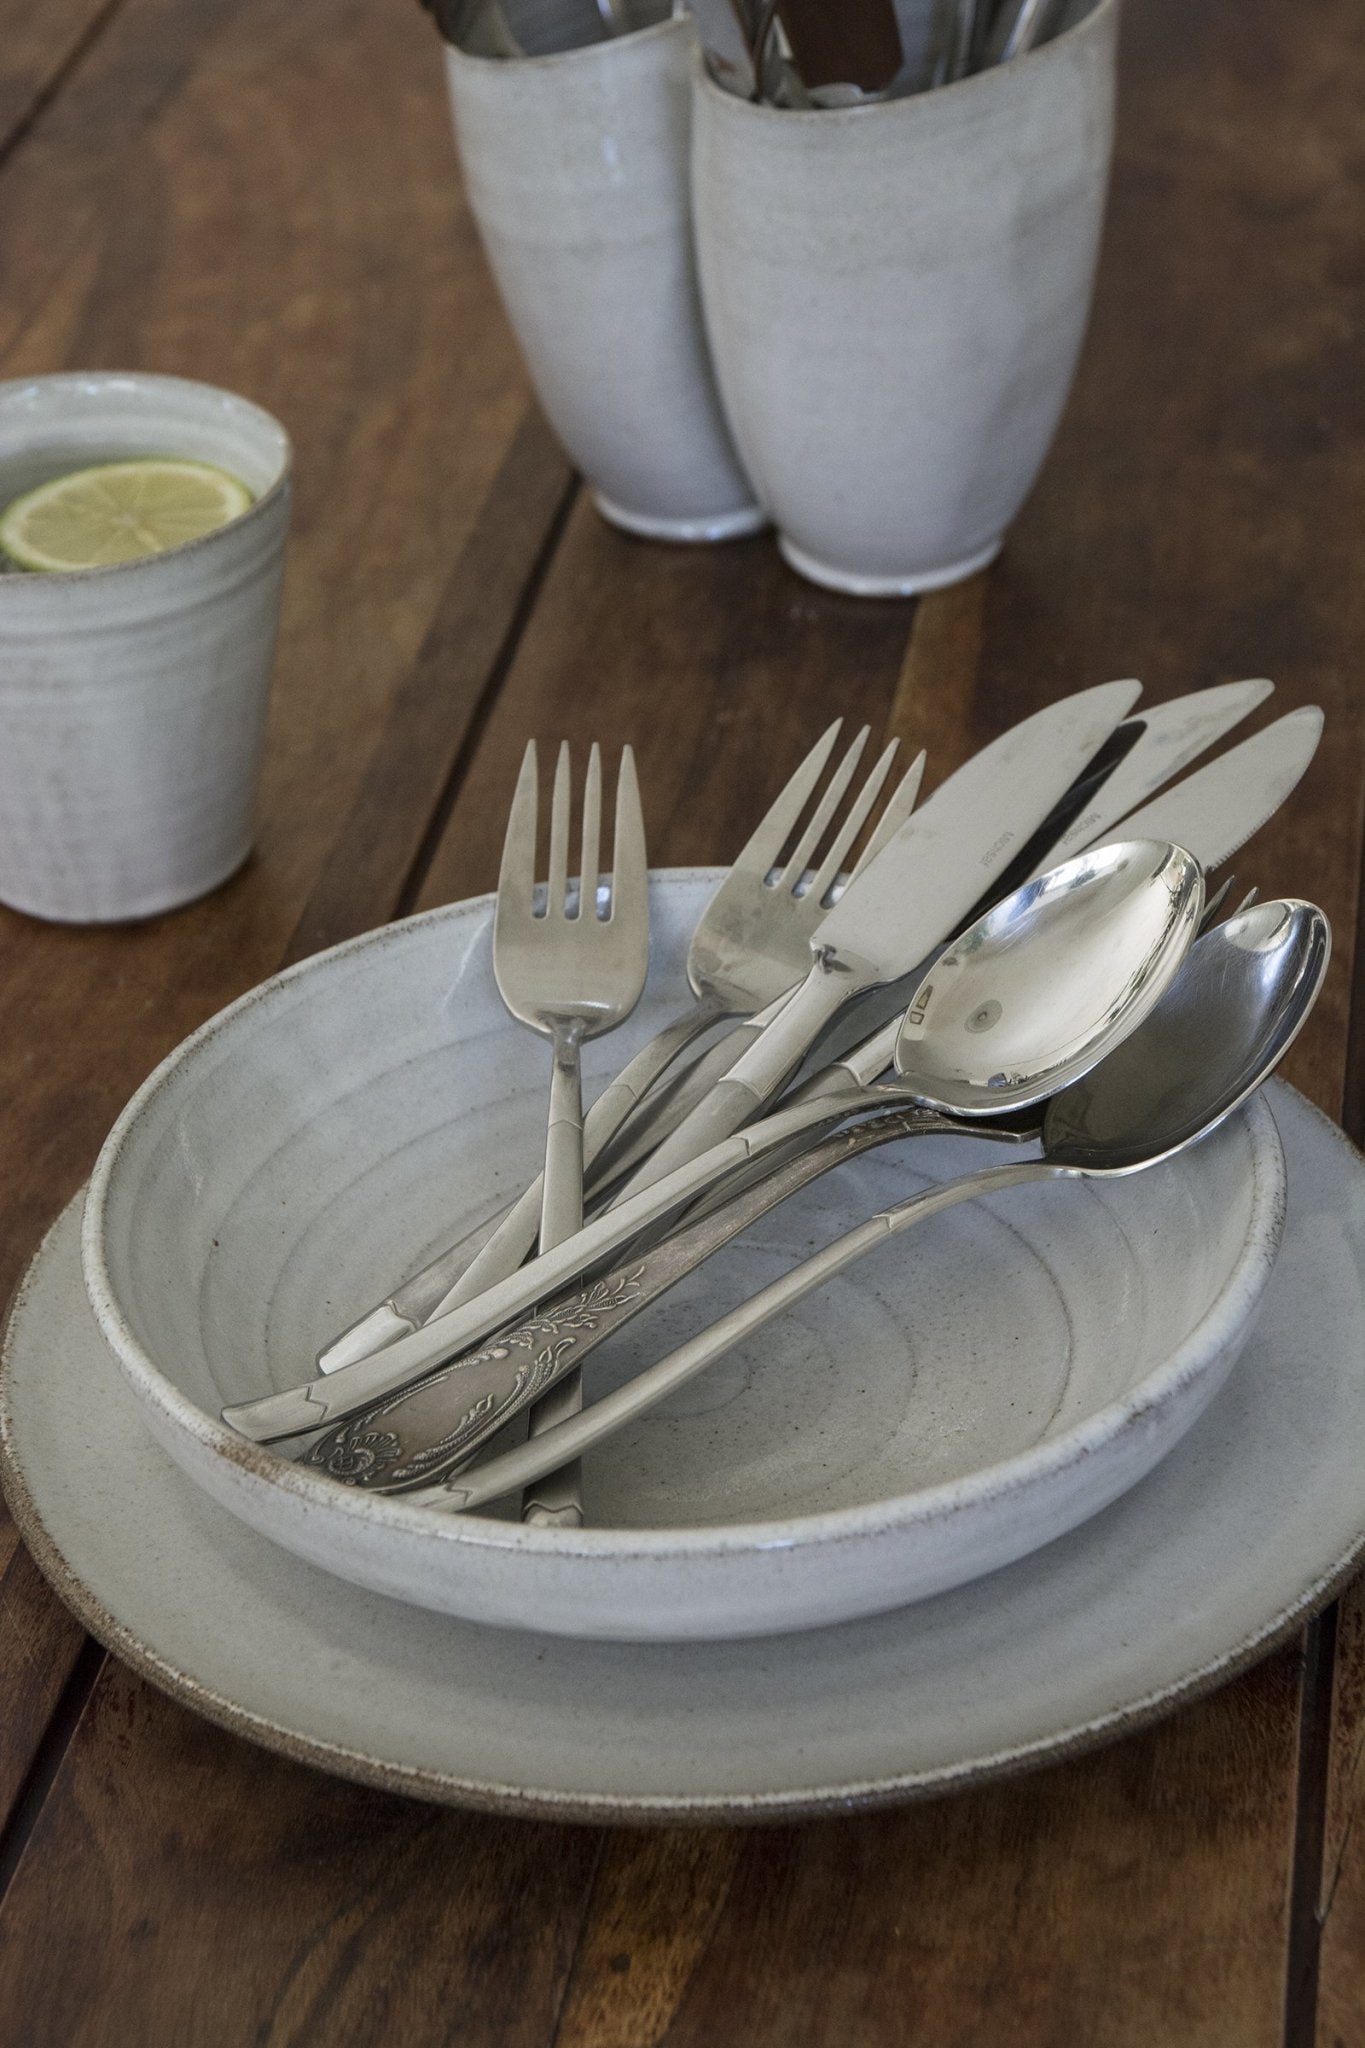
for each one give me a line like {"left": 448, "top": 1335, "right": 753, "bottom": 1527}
{"left": 5, "top": 1085, "right": 1355, "bottom": 1817}
{"left": 82, "top": 873, "right": 1283, "bottom": 1641}
{"left": 445, "top": 17, "right": 761, "bottom": 541}
{"left": 0, "top": 372, "right": 291, "bottom": 922}
{"left": 691, "top": 0, "right": 1119, "bottom": 593}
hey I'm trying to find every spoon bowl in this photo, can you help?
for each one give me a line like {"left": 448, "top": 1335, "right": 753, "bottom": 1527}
{"left": 893, "top": 839, "right": 1204, "bottom": 1116}
{"left": 1043, "top": 899, "right": 1331, "bottom": 1172}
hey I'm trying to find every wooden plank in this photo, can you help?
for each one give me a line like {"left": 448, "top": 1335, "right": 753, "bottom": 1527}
{"left": 0, "top": 1665, "right": 602, "bottom": 2048}
{"left": 553, "top": 1673, "right": 1302, "bottom": 2048}
{"left": 1319, "top": 1599, "right": 1365, "bottom": 2047}
{"left": 0, "top": 0, "right": 554, "bottom": 1852}
{"left": 0, "top": 0, "right": 116, "bottom": 159}
{"left": 283, "top": 409, "right": 575, "bottom": 966}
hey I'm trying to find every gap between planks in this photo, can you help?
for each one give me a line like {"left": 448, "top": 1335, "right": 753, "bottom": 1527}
{"left": 0, "top": 0, "right": 127, "bottom": 175}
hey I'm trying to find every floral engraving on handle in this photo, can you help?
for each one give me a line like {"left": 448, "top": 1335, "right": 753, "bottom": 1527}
{"left": 303, "top": 1268, "right": 646, "bottom": 1490}
{"left": 311, "top": 1423, "right": 402, "bottom": 1481}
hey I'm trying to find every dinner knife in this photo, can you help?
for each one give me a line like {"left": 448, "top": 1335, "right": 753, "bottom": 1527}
{"left": 223, "top": 678, "right": 1139, "bottom": 1442}
{"left": 605, "top": 678, "right": 1142, "bottom": 1199}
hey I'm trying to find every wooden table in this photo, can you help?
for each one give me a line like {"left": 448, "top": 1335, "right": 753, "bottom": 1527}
{"left": 0, "top": 0, "right": 1362, "bottom": 2039}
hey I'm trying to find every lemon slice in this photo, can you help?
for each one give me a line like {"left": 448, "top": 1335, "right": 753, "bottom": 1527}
{"left": 0, "top": 458, "right": 254, "bottom": 572}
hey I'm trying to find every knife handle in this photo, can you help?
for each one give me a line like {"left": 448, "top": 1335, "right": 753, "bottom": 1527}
{"left": 588, "top": 1003, "right": 786, "bottom": 1191}
{"left": 299, "top": 1264, "right": 654, "bottom": 1493}
{"left": 612, "top": 967, "right": 863, "bottom": 1198}
{"left": 222, "top": 1085, "right": 881, "bottom": 1443}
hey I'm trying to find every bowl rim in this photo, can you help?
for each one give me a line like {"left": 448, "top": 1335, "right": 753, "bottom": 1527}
{"left": 82, "top": 872, "right": 1288, "bottom": 1566}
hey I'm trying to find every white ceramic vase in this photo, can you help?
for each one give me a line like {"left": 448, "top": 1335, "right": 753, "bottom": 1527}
{"left": 0, "top": 372, "right": 291, "bottom": 923}
{"left": 691, "top": 0, "right": 1120, "bottom": 594}
{"left": 445, "top": 17, "right": 762, "bottom": 542}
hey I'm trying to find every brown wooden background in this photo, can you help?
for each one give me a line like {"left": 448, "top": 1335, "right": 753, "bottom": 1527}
{"left": 0, "top": 0, "right": 1363, "bottom": 2039}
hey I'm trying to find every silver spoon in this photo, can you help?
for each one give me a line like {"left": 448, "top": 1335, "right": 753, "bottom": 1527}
{"left": 398, "top": 896, "right": 1327, "bottom": 1515}
{"left": 290, "top": 839, "right": 1201, "bottom": 1484}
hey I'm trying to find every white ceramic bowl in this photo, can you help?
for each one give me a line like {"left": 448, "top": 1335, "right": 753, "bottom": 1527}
{"left": 83, "top": 873, "right": 1286, "bottom": 1642}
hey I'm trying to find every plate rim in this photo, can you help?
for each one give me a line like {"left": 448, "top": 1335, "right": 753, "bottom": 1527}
{"left": 3, "top": 1082, "right": 1364, "bottom": 1825}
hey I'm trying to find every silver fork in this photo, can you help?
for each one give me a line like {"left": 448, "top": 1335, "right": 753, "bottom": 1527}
{"left": 316, "top": 721, "right": 923, "bottom": 1370}
{"left": 422, "top": 722, "right": 923, "bottom": 1315}
{"left": 493, "top": 739, "right": 648, "bottom": 1527}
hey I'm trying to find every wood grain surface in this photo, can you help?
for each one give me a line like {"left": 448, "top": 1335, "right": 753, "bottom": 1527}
{"left": 0, "top": 0, "right": 1361, "bottom": 2039}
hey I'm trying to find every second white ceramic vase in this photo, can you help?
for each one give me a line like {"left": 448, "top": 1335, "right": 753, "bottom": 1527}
{"left": 691, "top": 0, "right": 1120, "bottom": 594}
{"left": 445, "top": 16, "right": 762, "bottom": 543}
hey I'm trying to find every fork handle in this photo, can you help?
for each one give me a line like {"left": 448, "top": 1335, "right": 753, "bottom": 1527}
{"left": 588, "top": 1005, "right": 783, "bottom": 1192}
{"left": 540, "top": 1031, "right": 585, "bottom": 1246}
{"left": 523, "top": 1027, "right": 587, "bottom": 1525}
{"left": 612, "top": 966, "right": 869, "bottom": 1198}
{"left": 419, "top": 998, "right": 727, "bottom": 1322}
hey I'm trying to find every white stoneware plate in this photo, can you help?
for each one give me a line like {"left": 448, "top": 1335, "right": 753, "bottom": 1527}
{"left": 80, "top": 875, "right": 1285, "bottom": 1641}
{"left": 2, "top": 1084, "right": 1362, "bottom": 1821}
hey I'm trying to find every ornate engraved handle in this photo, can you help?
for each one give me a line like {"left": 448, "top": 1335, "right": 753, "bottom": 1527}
{"left": 300, "top": 1266, "right": 651, "bottom": 1492}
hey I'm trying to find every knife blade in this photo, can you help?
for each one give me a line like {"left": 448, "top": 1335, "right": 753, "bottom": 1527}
{"left": 1104, "top": 704, "right": 1322, "bottom": 858}
{"left": 584, "top": 683, "right": 1271, "bottom": 1188}
{"left": 808, "top": 701, "right": 1324, "bottom": 1099}
{"left": 768, "top": 678, "right": 1280, "bottom": 1086}
{"left": 605, "top": 677, "right": 1142, "bottom": 1197}
{"left": 1023, "top": 677, "right": 1275, "bottom": 879}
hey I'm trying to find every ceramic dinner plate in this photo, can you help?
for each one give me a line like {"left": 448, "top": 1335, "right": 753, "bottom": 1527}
{"left": 4, "top": 1081, "right": 1365, "bottom": 1822}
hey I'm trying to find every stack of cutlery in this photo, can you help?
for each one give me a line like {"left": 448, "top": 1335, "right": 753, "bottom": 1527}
{"left": 221, "top": 678, "right": 1325, "bottom": 1519}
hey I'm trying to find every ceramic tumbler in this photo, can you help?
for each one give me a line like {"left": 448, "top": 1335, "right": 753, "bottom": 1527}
{"left": 0, "top": 372, "right": 290, "bottom": 923}
{"left": 691, "top": 0, "right": 1120, "bottom": 594}
{"left": 444, "top": 16, "right": 762, "bottom": 542}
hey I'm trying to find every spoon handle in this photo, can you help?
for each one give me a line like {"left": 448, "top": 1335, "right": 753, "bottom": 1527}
{"left": 299, "top": 1104, "right": 979, "bottom": 1493}
{"left": 409, "top": 1156, "right": 1068, "bottom": 1516}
